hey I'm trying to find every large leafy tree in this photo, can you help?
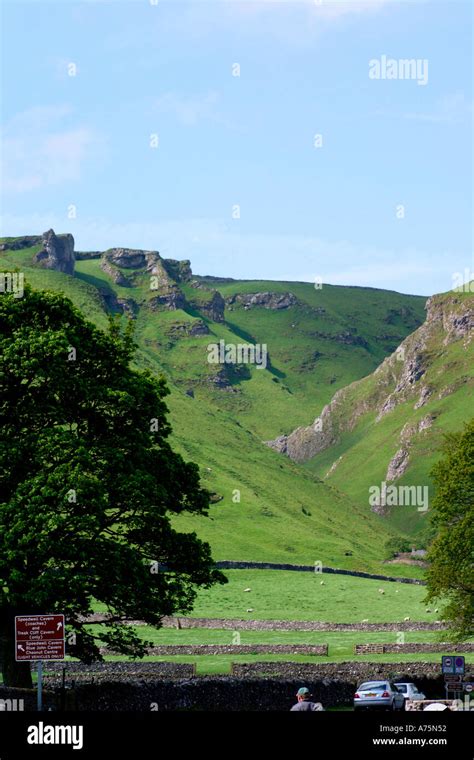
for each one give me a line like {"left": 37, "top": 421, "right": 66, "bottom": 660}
{"left": 0, "top": 287, "right": 225, "bottom": 686}
{"left": 425, "top": 419, "right": 474, "bottom": 640}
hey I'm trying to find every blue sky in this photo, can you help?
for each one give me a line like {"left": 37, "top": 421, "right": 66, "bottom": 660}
{"left": 1, "top": 0, "right": 472, "bottom": 295}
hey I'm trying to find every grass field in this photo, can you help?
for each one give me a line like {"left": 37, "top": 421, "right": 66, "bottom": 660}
{"left": 119, "top": 570, "right": 472, "bottom": 674}
{"left": 168, "top": 570, "right": 434, "bottom": 623}
{"left": 83, "top": 571, "right": 468, "bottom": 675}
{"left": 92, "top": 570, "right": 436, "bottom": 624}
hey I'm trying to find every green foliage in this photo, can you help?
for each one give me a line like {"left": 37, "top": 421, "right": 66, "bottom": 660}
{"left": 425, "top": 419, "right": 474, "bottom": 640}
{"left": 0, "top": 287, "right": 226, "bottom": 685}
{"left": 384, "top": 537, "right": 412, "bottom": 559}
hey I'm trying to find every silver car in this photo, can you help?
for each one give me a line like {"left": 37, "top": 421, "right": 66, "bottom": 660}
{"left": 354, "top": 680, "right": 406, "bottom": 711}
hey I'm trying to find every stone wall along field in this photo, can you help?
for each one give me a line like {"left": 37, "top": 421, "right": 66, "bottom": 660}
{"left": 354, "top": 643, "right": 474, "bottom": 655}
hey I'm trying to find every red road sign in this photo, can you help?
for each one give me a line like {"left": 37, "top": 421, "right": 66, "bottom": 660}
{"left": 15, "top": 615, "right": 65, "bottom": 661}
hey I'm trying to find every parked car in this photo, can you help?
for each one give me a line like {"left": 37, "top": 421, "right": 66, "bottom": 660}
{"left": 354, "top": 681, "right": 405, "bottom": 711}
{"left": 394, "top": 682, "right": 426, "bottom": 702}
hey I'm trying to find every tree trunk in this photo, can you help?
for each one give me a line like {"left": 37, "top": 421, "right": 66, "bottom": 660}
{"left": 0, "top": 607, "right": 33, "bottom": 688}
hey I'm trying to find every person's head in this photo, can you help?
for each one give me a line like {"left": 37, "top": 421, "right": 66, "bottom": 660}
{"left": 296, "top": 687, "right": 311, "bottom": 702}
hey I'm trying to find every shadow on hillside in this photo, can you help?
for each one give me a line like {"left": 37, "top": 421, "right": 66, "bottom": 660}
{"left": 225, "top": 320, "right": 286, "bottom": 379}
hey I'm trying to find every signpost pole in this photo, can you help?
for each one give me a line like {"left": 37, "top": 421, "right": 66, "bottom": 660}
{"left": 37, "top": 660, "right": 43, "bottom": 712}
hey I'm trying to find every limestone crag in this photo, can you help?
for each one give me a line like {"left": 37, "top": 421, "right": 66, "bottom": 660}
{"left": 101, "top": 260, "right": 132, "bottom": 287}
{"left": 166, "top": 320, "right": 210, "bottom": 338}
{"left": 265, "top": 292, "right": 473, "bottom": 468}
{"left": 386, "top": 448, "right": 410, "bottom": 482}
{"left": 188, "top": 285, "right": 225, "bottom": 323}
{"left": 149, "top": 288, "right": 188, "bottom": 312}
{"left": 225, "top": 291, "right": 297, "bottom": 311}
{"left": 100, "top": 248, "right": 162, "bottom": 286}
{"left": 199, "top": 291, "right": 225, "bottom": 323}
{"left": 162, "top": 259, "right": 192, "bottom": 283}
{"left": 34, "top": 229, "right": 75, "bottom": 275}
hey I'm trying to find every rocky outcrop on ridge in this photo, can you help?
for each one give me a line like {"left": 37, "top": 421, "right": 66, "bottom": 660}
{"left": 225, "top": 291, "right": 297, "bottom": 310}
{"left": 33, "top": 229, "right": 75, "bottom": 275}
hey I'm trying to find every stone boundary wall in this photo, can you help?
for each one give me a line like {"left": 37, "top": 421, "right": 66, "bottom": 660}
{"left": 0, "top": 663, "right": 454, "bottom": 711}
{"left": 0, "top": 688, "right": 39, "bottom": 712}
{"left": 43, "top": 662, "right": 196, "bottom": 679}
{"left": 355, "top": 643, "right": 474, "bottom": 655}
{"left": 354, "top": 644, "right": 385, "bottom": 654}
{"left": 214, "top": 561, "right": 426, "bottom": 585}
{"left": 0, "top": 668, "right": 449, "bottom": 711}
{"left": 159, "top": 617, "right": 446, "bottom": 632}
{"left": 101, "top": 644, "right": 328, "bottom": 656}
{"left": 0, "top": 677, "right": 441, "bottom": 712}
{"left": 230, "top": 661, "right": 450, "bottom": 685}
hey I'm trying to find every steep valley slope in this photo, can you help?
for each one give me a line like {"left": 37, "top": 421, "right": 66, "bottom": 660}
{"left": 267, "top": 289, "right": 473, "bottom": 541}
{"left": 1, "top": 230, "right": 452, "bottom": 575}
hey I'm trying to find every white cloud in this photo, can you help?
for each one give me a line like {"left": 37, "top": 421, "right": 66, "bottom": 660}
{"left": 403, "top": 91, "right": 473, "bottom": 124}
{"left": 106, "top": 0, "right": 398, "bottom": 56}
{"left": 313, "top": 0, "right": 393, "bottom": 19}
{"left": 227, "top": 0, "right": 394, "bottom": 21}
{"left": 217, "top": 0, "right": 398, "bottom": 48}
{"left": 153, "top": 91, "right": 220, "bottom": 127}
{"left": 1, "top": 106, "right": 104, "bottom": 194}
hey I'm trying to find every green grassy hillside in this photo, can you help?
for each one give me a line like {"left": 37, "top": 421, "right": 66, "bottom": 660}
{"left": 293, "top": 290, "right": 474, "bottom": 540}
{"left": 0, "top": 237, "right": 434, "bottom": 574}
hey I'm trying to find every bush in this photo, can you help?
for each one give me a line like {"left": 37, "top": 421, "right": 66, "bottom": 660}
{"left": 384, "top": 537, "right": 412, "bottom": 558}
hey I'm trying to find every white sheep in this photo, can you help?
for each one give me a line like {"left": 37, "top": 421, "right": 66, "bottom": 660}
{"left": 404, "top": 616, "right": 410, "bottom": 621}
{"left": 244, "top": 588, "right": 251, "bottom": 592}
{"left": 246, "top": 608, "right": 254, "bottom": 613}
{"left": 320, "top": 581, "right": 325, "bottom": 585}
{"left": 361, "top": 618, "right": 369, "bottom": 623}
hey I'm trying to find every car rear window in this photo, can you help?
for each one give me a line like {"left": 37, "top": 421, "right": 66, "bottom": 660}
{"left": 359, "top": 682, "right": 387, "bottom": 691}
